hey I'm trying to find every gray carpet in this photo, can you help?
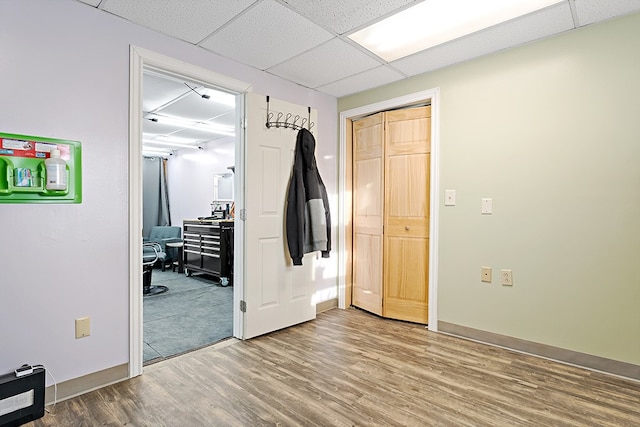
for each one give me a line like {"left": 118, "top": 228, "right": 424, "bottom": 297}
{"left": 143, "top": 268, "right": 233, "bottom": 364}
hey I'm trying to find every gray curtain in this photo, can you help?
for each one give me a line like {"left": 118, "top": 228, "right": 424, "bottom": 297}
{"left": 143, "top": 156, "right": 171, "bottom": 238}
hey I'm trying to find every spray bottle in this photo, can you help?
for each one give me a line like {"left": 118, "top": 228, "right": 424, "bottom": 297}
{"left": 45, "top": 149, "right": 67, "bottom": 191}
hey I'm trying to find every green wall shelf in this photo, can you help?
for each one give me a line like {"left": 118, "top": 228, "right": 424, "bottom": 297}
{"left": 0, "top": 132, "right": 82, "bottom": 204}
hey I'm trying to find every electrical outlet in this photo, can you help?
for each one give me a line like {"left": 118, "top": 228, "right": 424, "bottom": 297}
{"left": 75, "top": 317, "right": 90, "bottom": 339}
{"left": 501, "top": 269, "right": 513, "bottom": 286}
{"left": 481, "top": 266, "right": 492, "bottom": 283}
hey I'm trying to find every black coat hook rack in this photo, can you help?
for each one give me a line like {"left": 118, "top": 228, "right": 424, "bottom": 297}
{"left": 265, "top": 96, "right": 314, "bottom": 132}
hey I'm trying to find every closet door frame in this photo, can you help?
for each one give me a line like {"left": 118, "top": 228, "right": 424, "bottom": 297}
{"left": 338, "top": 88, "right": 440, "bottom": 331}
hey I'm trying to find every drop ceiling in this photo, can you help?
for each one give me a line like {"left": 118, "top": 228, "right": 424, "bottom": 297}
{"left": 77, "top": 0, "right": 640, "bottom": 98}
{"left": 142, "top": 70, "right": 236, "bottom": 156}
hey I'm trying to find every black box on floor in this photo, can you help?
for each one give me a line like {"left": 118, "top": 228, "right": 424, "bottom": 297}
{"left": 0, "top": 367, "right": 45, "bottom": 427}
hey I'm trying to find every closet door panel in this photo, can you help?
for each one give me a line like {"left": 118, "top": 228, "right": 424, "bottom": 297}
{"left": 353, "top": 232, "right": 383, "bottom": 314}
{"left": 352, "top": 113, "right": 384, "bottom": 316}
{"left": 354, "top": 157, "right": 383, "bottom": 232}
{"left": 386, "top": 152, "right": 430, "bottom": 237}
{"left": 383, "top": 106, "right": 430, "bottom": 324}
{"left": 385, "top": 107, "right": 430, "bottom": 156}
{"left": 384, "top": 236, "right": 429, "bottom": 323}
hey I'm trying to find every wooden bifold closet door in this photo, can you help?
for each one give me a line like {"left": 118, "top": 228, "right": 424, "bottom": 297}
{"left": 352, "top": 106, "right": 430, "bottom": 324}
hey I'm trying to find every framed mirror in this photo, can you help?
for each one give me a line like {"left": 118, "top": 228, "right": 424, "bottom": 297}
{"left": 213, "top": 172, "right": 234, "bottom": 201}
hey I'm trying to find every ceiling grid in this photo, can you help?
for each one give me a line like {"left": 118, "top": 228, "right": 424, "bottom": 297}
{"left": 76, "top": 0, "right": 640, "bottom": 97}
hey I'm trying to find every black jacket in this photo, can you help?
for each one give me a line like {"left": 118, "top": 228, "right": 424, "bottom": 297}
{"left": 286, "top": 128, "right": 331, "bottom": 265}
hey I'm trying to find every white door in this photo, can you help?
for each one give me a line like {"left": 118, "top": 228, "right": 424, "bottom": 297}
{"left": 243, "top": 92, "right": 317, "bottom": 339}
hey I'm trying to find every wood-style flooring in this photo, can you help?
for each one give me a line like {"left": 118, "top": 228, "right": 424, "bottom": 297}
{"left": 30, "top": 308, "right": 640, "bottom": 426}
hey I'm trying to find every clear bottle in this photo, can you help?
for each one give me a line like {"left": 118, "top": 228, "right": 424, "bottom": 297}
{"left": 45, "top": 149, "right": 67, "bottom": 191}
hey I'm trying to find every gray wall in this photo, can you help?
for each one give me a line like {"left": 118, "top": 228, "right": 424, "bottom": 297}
{"left": 0, "top": 0, "right": 337, "bottom": 385}
{"left": 339, "top": 13, "right": 640, "bottom": 366}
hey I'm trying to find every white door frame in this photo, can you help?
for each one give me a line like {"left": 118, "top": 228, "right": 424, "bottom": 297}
{"left": 128, "top": 46, "right": 252, "bottom": 377}
{"left": 337, "top": 88, "right": 441, "bottom": 331}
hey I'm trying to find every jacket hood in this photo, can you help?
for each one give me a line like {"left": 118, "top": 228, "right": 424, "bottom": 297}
{"left": 298, "top": 128, "right": 317, "bottom": 170}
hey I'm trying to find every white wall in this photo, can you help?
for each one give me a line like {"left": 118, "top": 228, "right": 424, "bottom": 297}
{"left": 166, "top": 136, "right": 236, "bottom": 227}
{"left": 0, "top": 0, "right": 338, "bottom": 385}
{"left": 339, "top": 12, "right": 640, "bottom": 366}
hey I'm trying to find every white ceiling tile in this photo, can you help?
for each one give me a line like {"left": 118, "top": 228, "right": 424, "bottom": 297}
{"left": 392, "top": 2, "right": 575, "bottom": 76}
{"left": 160, "top": 94, "right": 235, "bottom": 122}
{"left": 574, "top": 0, "right": 640, "bottom": 25}
{"left": 101, "top": 0, "right": 255, "bottom": 43}
{"left": 76, "top": 0, "right": 101, "bottom": 6}
{"left": 318, "top": 66, "right": 405, "bottom": 98}
{"left": 282, "top": 0, "right": 419, "bottom": 34}
{"left": 143, "top": 120, "right": 183, "bottom": 136}
{"left": 200, "top": 0, "right": 333, "bottom": 70}
{"left": 163, "top": 127, "right": 229, "bottom": 142}
{"left": 268, "top": 38, "right": 383, "bottom": 88}
{"left": 143, "top": 73, "right": 191, "bottom": 113}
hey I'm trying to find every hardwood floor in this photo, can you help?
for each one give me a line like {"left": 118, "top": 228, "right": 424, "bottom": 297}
{"left": 31, "top": 308, "right": 640, "bottom": 426}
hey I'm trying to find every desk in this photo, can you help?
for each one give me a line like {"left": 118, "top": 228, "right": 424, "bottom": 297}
{"left": 166, "top": 241, "right": 184, "bottom": 274}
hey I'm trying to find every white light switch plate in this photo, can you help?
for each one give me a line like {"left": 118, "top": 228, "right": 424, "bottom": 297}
{"left": 481, "top": 198, "right": 492, "bottom": 214}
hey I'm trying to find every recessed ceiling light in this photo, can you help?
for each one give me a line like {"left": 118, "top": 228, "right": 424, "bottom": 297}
{"left": 349, "top": 0, "right": 563, "bottom": 62}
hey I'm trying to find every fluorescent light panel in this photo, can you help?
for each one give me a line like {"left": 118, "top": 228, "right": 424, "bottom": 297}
{"left": 143, "top": 139, "right": 199, "bottom": 148}
{"left": 142, "top": 148, "right": 172, "bottom": 156}
{"left": 349, "top": 0, "right": 563, "bottom": 62}
{"left": 148, "top": 114, "right": 235, "bottom": 136}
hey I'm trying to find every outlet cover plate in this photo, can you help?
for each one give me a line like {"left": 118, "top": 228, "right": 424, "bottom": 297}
{"left": 445, "top": 190, "right": 456, "bottom": 206}
{"left": 501, "top": 269, "right": 513, "bottom": 286}
{"left": 481, "top": 198, "right": 492, "bottom": 214}
{"left": 481, "top": 266, "right": 492, "bottom": 283}
{"left": 75, "top": 317, "right": 90, "bottom": 339}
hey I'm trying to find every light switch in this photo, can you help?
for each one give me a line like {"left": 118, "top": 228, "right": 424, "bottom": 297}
{"left": 481, "top": 198, "right": 492, "bottom": 214}
{"left": 444, "top": 190, "right": 456, "bottom": 206}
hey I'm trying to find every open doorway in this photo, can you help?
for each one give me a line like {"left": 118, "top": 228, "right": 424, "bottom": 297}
{"left": 129, "top": 46, "right": 252, "bottom": 377}
{"left": 141, "top": 69, "right": 237, "bottom": 364}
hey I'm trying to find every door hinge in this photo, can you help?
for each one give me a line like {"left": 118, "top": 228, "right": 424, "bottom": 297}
{"left": 240, "top": 209, "right": 247, "bottom": 221}
{"left": 240, "top": 300, "right": 246, "bottom": 313}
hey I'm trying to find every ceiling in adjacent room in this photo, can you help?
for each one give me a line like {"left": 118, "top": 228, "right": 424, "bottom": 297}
{"left": 76, "top": 0, "right": 640, "bottom": 98}
{"left": 142, "top": 70, "right": 236, "bottom": 156}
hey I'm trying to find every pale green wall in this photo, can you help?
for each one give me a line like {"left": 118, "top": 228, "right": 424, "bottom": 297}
{"left": 339, "top": 13, "right": 640, "bottom": 365}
